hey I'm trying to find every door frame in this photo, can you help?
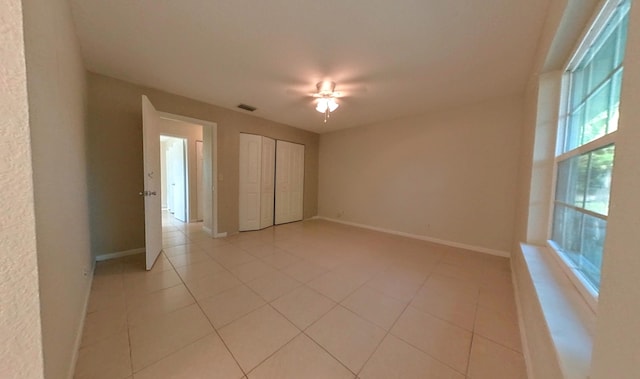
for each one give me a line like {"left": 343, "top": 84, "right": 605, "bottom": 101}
{"left": 157, "top": 111, "right": 221, "bottom": 237}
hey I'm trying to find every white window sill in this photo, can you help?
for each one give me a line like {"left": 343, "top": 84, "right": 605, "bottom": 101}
{"left": 517, "top": 243, "right": 596, "bottom": 379}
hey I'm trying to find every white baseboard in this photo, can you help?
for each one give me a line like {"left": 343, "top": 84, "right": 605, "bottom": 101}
{"left": 67, "top": 259, "right": 95, "bottom": 379}
{"left": 202, "top": 225, "right": 226, "bottom": 238}
{"left": 95, "top": 247, "right": 145, "bottom": 262}
{"left": 316, "top": 216, "right": 510, "bottom": 258}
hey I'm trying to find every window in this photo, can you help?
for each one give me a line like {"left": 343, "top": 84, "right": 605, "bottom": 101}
{"left": 550, "top": 0, "right": 630, "bottom": 295}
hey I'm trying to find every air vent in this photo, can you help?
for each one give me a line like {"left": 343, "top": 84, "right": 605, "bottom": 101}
{"left": 237, "top": 104, "right": 257, "bottom": 112}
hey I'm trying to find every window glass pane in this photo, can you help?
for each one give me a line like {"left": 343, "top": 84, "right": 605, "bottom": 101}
{"left": 580, "top": 214, "right": 606, "bottom": 289}
{"left": 582, "top": 81, "right": 611, "bottom": 145}
{"left": 615, "top": 3, "right": 631, "bottom": 68}
{"left": 565, "top": 106, "right": 584, "bottom": 152}
{"left": 552, "top": 204, "right": 584, "bottom": 257}
{"left": 584, "top": 145, "right": 615, "bottom": 215}
{"left": 552, "top": 206, "right": 605, "bottom": 292}
{"left": 552, "top": 205, "right": 566, "bottom": 246}
{"left": 570, "top": 68, "right": 588, "bottom": 111}
{"left": 588, "top": 30, "right": 616, "bottom": 92}
{"left": 608, "top": 69, "right": 623, "bottom": 133}
{"left": 556, "top": 154, "right": 589, "bottom": 207}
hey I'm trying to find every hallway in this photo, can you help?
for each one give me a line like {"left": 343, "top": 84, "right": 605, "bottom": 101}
{"left": 74, "top": 219, "right": 525, "bottom": 378}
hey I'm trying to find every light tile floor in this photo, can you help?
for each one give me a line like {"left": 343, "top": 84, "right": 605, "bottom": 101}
{"left": 75, "top": 214, "right": 527, "bottom": 379}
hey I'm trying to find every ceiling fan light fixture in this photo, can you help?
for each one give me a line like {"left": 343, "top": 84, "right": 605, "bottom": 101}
{"left": 313, "top": 81, "right": 341, "bottom": 123}
{"left": 327, "top": 98, "right": 339, "bottom": 112}
{"left": 316, "top": 98, "right": 329, "bottom": 113}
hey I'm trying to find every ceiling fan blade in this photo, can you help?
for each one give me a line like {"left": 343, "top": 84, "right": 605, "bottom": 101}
{"left": 286, "top": 88, "right": 318, "bottom": 97}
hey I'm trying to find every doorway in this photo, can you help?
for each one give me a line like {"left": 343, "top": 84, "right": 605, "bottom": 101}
{"left": 157, "top": 112, "right": 219, "bottom": 236}
{"left": 161, "top": 135, "right": 188, "bottom": 222}
{"left": 141, "top": 95, "right": 220, "bottom": 270}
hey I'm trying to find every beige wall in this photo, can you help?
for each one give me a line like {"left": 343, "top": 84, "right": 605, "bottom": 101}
{"left": 0, "top": 0, "right": 45, "bottom": 377}
{"left": 87, "top": 73, "right": 319, "bottom": 254}
{"left": 22, "top": 0, "right": 94, "bottom": 377}
{"left": 159, "top": 118, "right": 203, "bottom": 221}
{"left": 319, "top": 95, "right": 524, "bottom": 254}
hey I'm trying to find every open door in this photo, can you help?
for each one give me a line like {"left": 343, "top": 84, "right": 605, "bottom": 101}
{"left": 142, "top": 95, "right": 162, "bottom": 270}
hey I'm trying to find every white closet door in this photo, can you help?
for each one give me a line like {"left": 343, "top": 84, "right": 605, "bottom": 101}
{"left": 290, "top": 142, "right": 304, "bottom": 221}
{"left": 260, "top": 137, "right": 275, "bottom": 228}
{"left": 275, "top": 140, "right": 304, "bottom": 224}
{"left": 239, "top": 133, "right": 262, "bottom": 231}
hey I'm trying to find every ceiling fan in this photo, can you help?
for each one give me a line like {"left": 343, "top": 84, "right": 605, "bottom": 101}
{"left": 312, "top": 81, "right": 344, "bottom": 123}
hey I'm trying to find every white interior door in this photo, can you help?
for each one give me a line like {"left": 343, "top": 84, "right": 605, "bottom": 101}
{"left": 239, "top": 133, "right": 262, "bottom": 231}
{"left": 196, "top": 140, "right": 204, "bottom": 221}
{"left": 260, "top": 137, "right": 275, "bottom": 228}
{"left": 290, "top": 142, "right": 305, "bottom": 221}
{"left": 275, "top": 140, "right": 304, "bottom": 224}
{"left": 142, "top": 95, "right": 162, "bottom": 270}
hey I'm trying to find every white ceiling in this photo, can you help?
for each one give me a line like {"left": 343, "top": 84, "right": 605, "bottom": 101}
{"left": 69, "top": 0, "right": 551, "bottom": 133}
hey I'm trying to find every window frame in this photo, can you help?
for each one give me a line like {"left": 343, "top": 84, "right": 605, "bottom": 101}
{"left": 546, "top": 0, "right": 629, "bottom": 312}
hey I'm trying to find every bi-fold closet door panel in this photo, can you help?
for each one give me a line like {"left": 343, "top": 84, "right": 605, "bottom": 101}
{"left": 239, "top": 133, "right": 275, "bottom": 231}
{"left": 260, "top": 137, "right": 276, "bottom": 228}
{"left": 275, "top": 140, "right": 304, "bottom": 225}
{"left": 239, "top": 133, "right": 261, "bottom": 231}
{"left": 239, "top": 134, "right": 303, "bottom": 231}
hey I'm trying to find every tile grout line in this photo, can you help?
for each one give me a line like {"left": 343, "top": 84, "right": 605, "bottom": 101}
{"left": 127, "top": 221, "right": 215, "bottom": 375}
{"left": 162, "top": 225, "right": 249, "bottom": 378}
{"left": 381, "top": 250, "right": 483, "bottom": 376}
{"left": 353, "top": 264, "right": 434, "bottom": 377}
{"left": 224, "top": 250, "right": 347, "bottom": 375}
{"left": 265, "top": 292, "right": 359, "bottom": 377}
{"left": 120, "top": 258, "right": 136, "bottom": 379}
{"left": 467, "top": 331, "right": 476, "bottom": 377}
